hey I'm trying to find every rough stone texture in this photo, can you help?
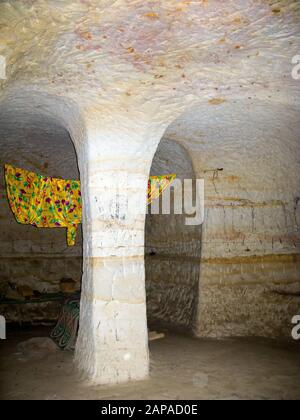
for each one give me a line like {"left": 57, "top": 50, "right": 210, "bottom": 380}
{"left": 16, "top": 337, "right": 59, "bottom": 359}
{"left": 0, "top": 0, "right": 299, "bottom": 385}
{"left": 145, "top": 139, "right": 201, "bottom": 332}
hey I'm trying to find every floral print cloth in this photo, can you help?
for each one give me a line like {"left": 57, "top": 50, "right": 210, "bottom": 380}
{"left": 5, "top": 164, "right": 176, "bottom": 246}
{"left": 5, "top": 164, "right": 82, "bottom": 246}
{"left": 147, "top": 174, "right": 177, "bottom": 204}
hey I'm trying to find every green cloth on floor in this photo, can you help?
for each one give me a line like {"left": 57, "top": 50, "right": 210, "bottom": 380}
{"left": 50, "top": 297, "right": 80, "bottom": 350}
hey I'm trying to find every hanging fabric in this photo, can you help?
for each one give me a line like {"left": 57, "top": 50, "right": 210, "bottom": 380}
{"left": 4, "top": 164, "right": 176, "bottom": 246}
{"left": 147, "top": 174, "right": 177, "bottom": 205}
{"left": 4, "top": 164, "right": 82, "bottom": 246}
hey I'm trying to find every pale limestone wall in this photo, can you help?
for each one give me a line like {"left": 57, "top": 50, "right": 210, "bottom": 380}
{"left": 0, "top": 0, "right": 299, "bottom": 385}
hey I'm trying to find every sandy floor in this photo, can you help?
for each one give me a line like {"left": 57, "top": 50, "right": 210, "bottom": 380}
{"left": 0, "top": 327, "right": 300, "bottom": 400}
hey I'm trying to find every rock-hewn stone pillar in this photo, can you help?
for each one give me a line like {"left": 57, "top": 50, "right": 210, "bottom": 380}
{"left": 75, "top": 121, "right": 164, "bottom": 384}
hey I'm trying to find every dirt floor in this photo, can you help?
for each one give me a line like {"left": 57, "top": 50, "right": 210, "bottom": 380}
{"left": 0, "top": 327, "right": 300, "bottom": 400}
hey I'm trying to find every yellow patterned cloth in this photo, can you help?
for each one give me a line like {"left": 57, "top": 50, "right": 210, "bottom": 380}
{"left": 5, "top": 164, "right": 82, "bottom": 246}
{"left": 5, "top": 164, "right": 176, "bottom": 246}
{"left": 147, "top": 174, "right": 177, "bottom": 204}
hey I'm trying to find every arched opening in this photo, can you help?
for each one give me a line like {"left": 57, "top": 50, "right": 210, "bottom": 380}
{"left": 0, "top": 92, "right": 84, "bottom": 347}
{"left": 145, "top": 138, "right": 202, "bottom": 334}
